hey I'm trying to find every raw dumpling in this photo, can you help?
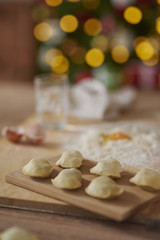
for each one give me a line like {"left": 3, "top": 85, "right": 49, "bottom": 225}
{"left": 90, "top": 158, "right": 122, "bottom": 179}
{"left": 130, "top": 168, "right": 160, "bottom": 191}
{"left": 56, "top": 150, "right": 83, "bottom": 168}
{"left": 0, "top": 226, "right": 38, "bottom": 240}
{"left": 22, "top": 158, "right": 53, "bottom": 178}
{"left": 51, "top": 168, "right": 82, "bottom": 190}
{"left": 85, "top": 176, "right": 124, "bottom": 199}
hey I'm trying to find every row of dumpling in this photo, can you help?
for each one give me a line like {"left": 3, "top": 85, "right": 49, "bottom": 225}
{"left": 22, "top": 150, "right": 160, "bottom": 200}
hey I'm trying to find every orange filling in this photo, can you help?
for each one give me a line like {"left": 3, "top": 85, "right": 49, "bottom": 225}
{"left": 101, "top": 132, "right": 131, "bottom": 144}
{"left": 109, "top": 132, "right": 131, "bottom": 141}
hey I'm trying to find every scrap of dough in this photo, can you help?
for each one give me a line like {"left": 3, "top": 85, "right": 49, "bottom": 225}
{"left": 0, "top": 226, "right": 38, "bottom": 240}
{"left": 51, "top": 168, "right": 82, "bottom": 190}
{"left": 85, "top": 176, "right": 124, "bottom": 199}
{"left": 56, "top": 150, "right": 83, "bottom": 168}
{"left": 90, "top": 158, "right": 122, "bottom": 179}
{"left": 22, "top": 158, "right": 53, "bottom": 178}
{"left": 130, "top": 168, "right": 160, "bottom": 191}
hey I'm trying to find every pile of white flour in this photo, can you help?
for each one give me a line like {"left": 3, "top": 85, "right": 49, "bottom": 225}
{"left": 74, "top": 122, "right": 160, "bottom": 173}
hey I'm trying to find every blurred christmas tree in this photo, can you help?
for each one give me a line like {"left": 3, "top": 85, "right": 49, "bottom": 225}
{"left": 32, "top": 0, "right": 160, "bottom": 89}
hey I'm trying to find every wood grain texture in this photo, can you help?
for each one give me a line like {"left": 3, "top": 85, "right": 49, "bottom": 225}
{"left": 0, "top": 130, "right": 75, "bottom": 210}
{"left": 1, "top": 117, "right": 160, "bottom": 223}
{"left": 1, "top": 207, "right": 160, "bottom": 240}
{"left": 1, "top": 83, "right": 160, "bottom": 239}
{"left": 5, "top": 158, "right": 160, "bottom": 221}
{"left": 1, "top": 87, "right": 160, "bottom": 223}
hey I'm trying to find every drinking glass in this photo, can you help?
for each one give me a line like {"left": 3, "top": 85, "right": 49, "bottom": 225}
{"left": 34, "top": 73, "right": 69, "bottom": 129}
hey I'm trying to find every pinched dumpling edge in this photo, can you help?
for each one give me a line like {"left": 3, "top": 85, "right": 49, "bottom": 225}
{"left": 90, "top": 158, "right": 123, "bottom": 179}
{"left": 56, "top": 150, "right": 84, "bottom": 168}
{"left": 51, "top": 168, "right": 82, "bottom": 190}
{"left": 130, "top": 168, "right": 160, "bottom": 191}
{"left": 85, "top": 176, "right": 124, "bottom": 199}
{"left": 22, "top": 158, "right": 53, "bottom": 178}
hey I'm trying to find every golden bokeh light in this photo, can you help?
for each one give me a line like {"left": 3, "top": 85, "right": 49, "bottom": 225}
{"left": 33, "top": 22, "right": 53, "bottom": 42}
{"left": 45, "top": 0, "right": 63, "bottom": 7}
{"left": 157, "top": 0, "right": 160, "bottom": 4}
{"left": 111, "top": 45, "right": 129, "bottom": 64}
{"left": 82, "top": 0, "right": 100, "bottom": 10}
{"left": 60, "top": 15, "right": 78, "bottom": 33}
{"left": 70, "top": 47, "right": 86, "bottom": 64}
{"left": 156, "top": 17, "right": 160, "bottom": 34}
{"left": 51, "top": 55, "right": 69, "bottom": 73}
{"left": 92, "top": 35, "right": 108, "bottom": 52}
{"left": 135, "top": 40, "right": 155, "bottom": 60}
{"left": 124, "top": 6, "right": 142, "bottom": 24}
{"left": 149, "top": 37, "right": 160, "bottom": 51}
{"left": 84, "top": 18, "right": 102, "bottom": 36}
{"left": 85, "top": 48, "right": 104, "bottom": 67}
{"left": 134, "top": 36, "right": 160, "bottom": 52}
{"left": 45, "top": 48, "right": 63, "bottom": 65}
{"left": 143, "top": 51, "right": 159, "bottom": 66}
{"left": 133, "top": 36, "right": 146, "bottom": 48}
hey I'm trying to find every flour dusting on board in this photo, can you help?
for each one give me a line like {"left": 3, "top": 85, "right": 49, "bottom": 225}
{"left": 72, "top": 122, "right": 160, "bottom": 173}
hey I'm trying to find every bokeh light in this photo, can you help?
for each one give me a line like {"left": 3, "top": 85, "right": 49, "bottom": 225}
{"left": 51, "top": 55, "right": 69, "bottom": 73}
{"left": 135, "top": 40, "right": 155, "bottom": 60}
{"left": 70, "top": 47, "right": 86, "bottom": 64}
{"left": 156, "top": 17, "right": 160, "bottom": 34}
{"left": 45, "top": 0, "right": 63, "bottom": 7}
{"left": 60, "top": 15, "right": 78, "bottom": 33}
{"left": 111, "top": 45, "right": 129, "bottom": 64}
{"left": 157, "top": 0, "right": 160, "bottom": 4}
{"left": 82, "top": 0, "right": 100, "bottom": 10}
{"left": 124, "top": 6, "right": 142, "bottom": 24}
{"left": 133, "top": 36, "right": 146, "bottom": 48}
{"left": 33, "top": 22, "right": 53, "bottom": 42}
{"left": 45, "top": 48, "right": 63, "bottom": 65}
{"left": 85, "top": 48, "right": 104, "bottom": 67}
{"left": 143, "top": 51, "right": 159, "bottom": 66}
{"left": 149, "top": 37, "right": 160, "bottom": 51}
{"left": 92, "top": 35, "right": 108, "bottom": 52}
{"left": 84, "top": 18, "right": 102, "bottom": 36}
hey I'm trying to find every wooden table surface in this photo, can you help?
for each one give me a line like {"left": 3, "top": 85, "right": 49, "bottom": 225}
{"left": 0, "top": 82, "right": 160, "bottom": 239}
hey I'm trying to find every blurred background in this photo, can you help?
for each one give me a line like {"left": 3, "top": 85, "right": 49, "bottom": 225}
{"left": 1, "top": 0, "right": 160, "bottom": 128}
{"left": 1, "top": 0, "right": 160, "bottom": 89}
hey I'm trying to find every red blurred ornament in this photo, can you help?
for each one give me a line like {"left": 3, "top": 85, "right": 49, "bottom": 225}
{"left": 101, "top": 15, "right": 116, "bottom": 34}
{"left": 123, "top": 61, "right": 159, "bottom": 89}
{"left": 74, "top": 70, "right": 93, "bottom": 84}
{"left": 77, "top": 11, "right": 93, "bottom": 25}
{"left": 137, "top": 0, "right": 155, "bottom": 7}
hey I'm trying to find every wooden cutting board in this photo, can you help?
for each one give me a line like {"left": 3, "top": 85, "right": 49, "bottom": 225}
{"left": 5, "top": 157, "right": 160, "bottom": 222}
{"left": 1, "top": 117, "right": 160, "bottom": 223}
